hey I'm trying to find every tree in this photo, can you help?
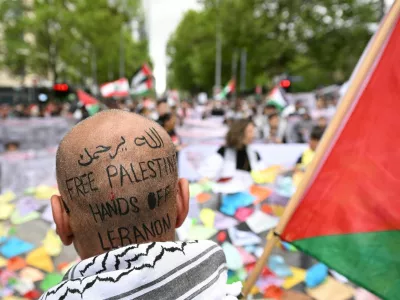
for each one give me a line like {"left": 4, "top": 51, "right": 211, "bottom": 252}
{"left": 0, "top": 0, "right": 150, "bottom": 86}
{"left": 0, "top": 0, "right": 29, "bottom": 83}
{"left": 167, "top": 0, "right": 381, "bottom": 93}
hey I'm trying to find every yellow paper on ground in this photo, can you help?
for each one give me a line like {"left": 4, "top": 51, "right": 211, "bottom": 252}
{"left": 283, "top": 267, "right": 306, "bottom": 289}
{"left": 270, "top": 205, "right": 285, "bottom": 217}
{"left": 0, "top": 204, "right": 15, "bottom": 220}
{"left": 10, "top": 210, "right": 40, "bottom": 225}
{"left": 251, "top": 165, "right": 283, "bottom": 184}
{"left": 35, "top": 185, "right": 59, "bottom": 200}
{"left": 199, "top": 208, "right": 216, "bottom": 228}
{"left": 250, "top": 286, "right": 260, "bottom": 295}
{"left": 292, "top": 171, "right": 305, "bottom": 188}
{"left": 0, "top": 222, "right": 8, "bottom": 237}
{"left": 26, "top": 247, "right": 54, "bottom": 272}
{"left": 0, "top": 256, "right": 7, "bottom": 267}
{"left": 43, "top": 229, "right": 62, "bottom": 256}
{"left": 306, "top": 277, "right": 354, "bottom": 300}
{"left": 4, "top": 297, "right": 27, "bottom": 300}
{"left": 0, "top": 191, "right": 16, "bottom": 203}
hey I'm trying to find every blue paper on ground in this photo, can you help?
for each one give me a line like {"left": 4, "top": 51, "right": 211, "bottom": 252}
{"left": 268, "top": 254, "right": 293, "bottom": 278}
{"left": 305, "top": 263, "right": 328, "bottom": 288}
{"left": 220, "top": 192, "right": 256, "bottom": 216}
{"left": 0, "top": 237, "right": 34, "bottom": 258}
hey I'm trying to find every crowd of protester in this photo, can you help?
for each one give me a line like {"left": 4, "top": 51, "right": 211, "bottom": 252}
{"left": 0, "top": 91, "right": 339, "bottom": 155}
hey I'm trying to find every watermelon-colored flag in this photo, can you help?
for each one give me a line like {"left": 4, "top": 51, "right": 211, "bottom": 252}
{"left": 77, "top": 89, "right": 100, "bottom": 116}
{"left": 216, "top": 79, "right": 235, "bottom": 100}
{"left": 281, "top": 9, "right": 400, "bottom": 300}
{"left": 131, "top": 63, "right": 152, "bottom": 88}
{"left": 100, "top": 78, "right": 129, "bottom": 98}
{"left": 266, "top": 86, "right": 287, "bottom": 111}
{"left": 131, "top": 79, "right": 153, "bottom": 95}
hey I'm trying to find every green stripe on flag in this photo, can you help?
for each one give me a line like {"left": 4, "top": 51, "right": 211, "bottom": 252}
{"left": 86, "top": 104, "right": 100, "bottom": 116}
{"left": 292, "top": 231, "right": 400, "bottom": 299}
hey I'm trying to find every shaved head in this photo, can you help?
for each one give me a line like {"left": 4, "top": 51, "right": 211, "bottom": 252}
{"left": 53, "top": 110, "right": 188, "bottom": 259}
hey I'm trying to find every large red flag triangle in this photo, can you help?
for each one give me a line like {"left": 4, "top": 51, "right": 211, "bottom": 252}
{"left": 281, "top": 6, "right": 400, "bottom": 300}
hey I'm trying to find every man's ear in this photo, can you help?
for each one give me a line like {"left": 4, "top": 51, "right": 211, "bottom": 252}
{"left": 51, "top": 195, "right": 73, "bottom": 246}
{"left": 175, "top": 178, "right": 189, "bottom": 228}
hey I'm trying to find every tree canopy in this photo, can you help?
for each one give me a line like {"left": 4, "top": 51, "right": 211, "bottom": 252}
{"left": 167, "top": 0, "right": 382, "bottom": 93}
{"left": 0, "top": 0, "right": 150, "bottom": 86}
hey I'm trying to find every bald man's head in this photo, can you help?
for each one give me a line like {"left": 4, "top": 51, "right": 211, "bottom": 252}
{"left": 52, "top": 110, "right": 189, "bottom": 259}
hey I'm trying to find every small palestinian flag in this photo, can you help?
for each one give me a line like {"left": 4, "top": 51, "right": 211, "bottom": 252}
{"left": 77, "top": 89, "right": 100, "bottom": 116}
{"left": 216, "top": 79, "right": 235, "bottom": 100}
{"left": 131, "top": 79, "right": 153, "bottom": 95}
{"left": 266, "top": 86, "right": 287, "bottom": 111}
{"left": 131, "top": 64, "right": 152, "bottom": 88}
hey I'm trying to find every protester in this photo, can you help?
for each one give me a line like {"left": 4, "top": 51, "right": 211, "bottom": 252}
{"left": 287, "top": 109, "right": 314, "bottom": 143}
{"left": 4, "top": 141, "right": 20, "bottom": 152}
{"left": 199, "top": 119, "right": 262, "bottom": 180}
{"left": 156, "top": 98, "right": 170, "bottom": 120}
{"left": 316, "top": 116, "right": 328, "bottom": 131}
{"left": 296, "top": 126, "right": 325, "bottom": 170}
{"left": 263, "top": 103, "right": 279, "bottom": 117}
{"left": 262, "top": 113, "right": 287, "bottom": 143}
{"left": 43, "top": 110, "right": 241, "bottom": 299}
{"left": 138, "top": 106, "right": 152, "bottom": 119}
{"left": 158, "top": 112, "right": 182, "bottom": 151}
{"left": 311, "top": 96, "right": 335, "bottom": 121}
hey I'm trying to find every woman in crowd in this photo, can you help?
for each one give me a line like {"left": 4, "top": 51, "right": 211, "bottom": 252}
{"left": 158, "top": 113, "right": 182, "bottom": 151}
{"left": 199, "top": 119, "right": 263, "bottom": 180}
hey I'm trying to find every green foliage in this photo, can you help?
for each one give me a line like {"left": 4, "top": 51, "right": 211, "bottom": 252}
{"left": 167, "top": 0, "right": 382, "bottom": 93}
{"left": 0, "top": 0, "right": 150, "bottom": 85}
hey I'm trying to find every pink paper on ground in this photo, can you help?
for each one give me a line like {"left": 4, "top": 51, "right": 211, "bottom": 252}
{"left": 256, "top": 276, "right": 284, "bottom": 291}
{"left": 234, "top": 207, "right": 254, "bottom": 222}
{"left": 237, "top": 247, "right": 256, "bottom": 265}
{"left": 214, "top": 211, "right": 239, "bottom": 230}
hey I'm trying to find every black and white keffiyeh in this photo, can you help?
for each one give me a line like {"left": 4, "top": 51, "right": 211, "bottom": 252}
{"left": 40, "top": 240, "right": 242, "bottom": 300}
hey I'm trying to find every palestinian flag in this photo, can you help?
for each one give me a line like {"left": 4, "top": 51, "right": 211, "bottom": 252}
{"left": 131, "top": 63, "right": 152, "bottom": 88}
{"left": 100, "top": 78, "right": 129, "bottom": 98}
{"left": 216, "top": 79, "right": 235, "bottom": 100}
{"left": 77, "top": 89, "right": 100, "bottom": 116}
{"left": 131, "top": 79, "right": 153, "bottom": 95}
{"left": 281, "top": 6, "right": 400, "bottom": 300}
{"left": 266, "top": 86, "right": 286, "bottom": 111}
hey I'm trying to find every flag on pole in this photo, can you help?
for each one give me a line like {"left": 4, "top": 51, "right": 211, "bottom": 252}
{"left": 77, "top": 89, "right": 100, "bottom": 116}
{"left": 281, "top": 9, "right": 400, "bottom": 300}
{"left": 100, "top": 78, "right": 129, "bottom": 98}
{"left": 131, "top": 64, "right": 152, "bottom": 88}
{"left": 131, "top": 79, "right": 153, "bottom": 95}
{"left": 216, "top": 79, "right": 235, "bottom": 100}
{"left": 266, "top": 86, "right": 287, "bottom": 111}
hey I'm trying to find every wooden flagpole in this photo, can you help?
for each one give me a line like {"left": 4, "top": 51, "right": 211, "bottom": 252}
{"left": 242, "top": 2, "right": 400, "bottom": 297}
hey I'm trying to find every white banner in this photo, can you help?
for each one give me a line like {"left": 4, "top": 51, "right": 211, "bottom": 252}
{"left": 178, "top": 143, "right": 308, "bottom": 181}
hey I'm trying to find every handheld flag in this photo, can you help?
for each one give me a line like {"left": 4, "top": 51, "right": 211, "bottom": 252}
{"left": 266, "top": 86, "right": 287, "bottom": 111}
{"left": 280, "top": 5, "right": 400, "bottom": 300}
{"left": 100, "top": 78, "right": 129, "bottom": 98}
{"left": 131, "top": 79, "right": 153, "bottom": 96}
{"left": 216, "top": 79, "right": 235, "bottom": 100}
{"left": 131, "top": 64, "right": 152, "bottom": 88}
{"left": 77, "top": 89, "right": 100, "bottom": 116}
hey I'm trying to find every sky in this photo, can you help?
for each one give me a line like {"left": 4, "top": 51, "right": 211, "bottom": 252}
{"left": 144, "top": 0, "right": 395, "bottom": 95}
{"left": 142, "top": 0, "right": 201, "bottom": 94}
